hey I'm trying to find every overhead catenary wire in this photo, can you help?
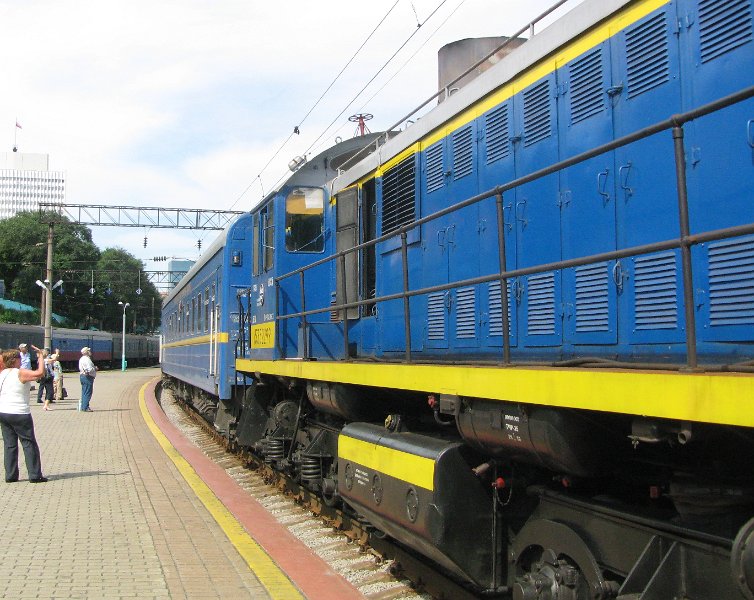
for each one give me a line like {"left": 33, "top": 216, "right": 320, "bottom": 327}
{"left": 309, "top": 0, "right": 469, "bottom": 158}
{"left": 265, "top": 0, "right": 452, "bottom": 195}
{"left": 226, "top": 0, "right": 402, "bottom": 213}
{"left": 294, "top": 0, "right": 451, "bottom": 173}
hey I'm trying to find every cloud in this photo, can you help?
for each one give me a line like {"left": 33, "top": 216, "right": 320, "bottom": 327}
{"left": 2, "top": 0, "right": 581, "bottom": 263}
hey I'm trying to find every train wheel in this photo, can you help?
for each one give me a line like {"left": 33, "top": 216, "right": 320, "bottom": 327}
{"left": 732, "top": 517, "right": 754, "bottom": 600}
{"left": 512, "top": 519, "right": 619, "bottom": 600}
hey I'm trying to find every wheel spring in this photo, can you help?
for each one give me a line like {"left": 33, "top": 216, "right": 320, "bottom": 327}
{"left": 265, "top": 438, "right": 286, "bottom": 463}
{"left": 300, "top": 455, "right": 322, "bottom": 484}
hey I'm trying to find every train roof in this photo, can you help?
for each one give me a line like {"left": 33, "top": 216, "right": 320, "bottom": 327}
{"left": 162, "top": 213, "right": 250, "bottom": 306}
{"left": 331, "top": 0, "right": 629, "bottom": 193}
{"left": 256, "top": 133, "right": 384, "bottom": 206}
{"left": 163, "top": 134, "right": 385, "bottom": 307}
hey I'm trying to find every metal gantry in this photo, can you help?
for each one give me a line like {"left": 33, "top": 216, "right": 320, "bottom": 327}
{"left": 58, "top": 269, "right": 188, "bottom": 294}
{"left": 38, "top": 202, "right": 244, "bottom": 230}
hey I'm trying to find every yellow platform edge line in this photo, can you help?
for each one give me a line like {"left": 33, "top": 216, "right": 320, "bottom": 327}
{"left": 236, "top": 359, "right": 754, "bottom": 428}
{"left": 138, "top": 381, "right": 304, "bottom": 600}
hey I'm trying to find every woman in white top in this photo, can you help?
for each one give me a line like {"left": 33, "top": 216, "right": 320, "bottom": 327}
{"left": 0, "top": 345, "right": 48, "bottom": 483}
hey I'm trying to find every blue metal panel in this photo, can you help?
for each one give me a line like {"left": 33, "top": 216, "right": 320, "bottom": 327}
{"left": 696, "top": 235, "right": 754, "bottom": 343}
{"left": 479, "top": 100, "right": 518, "bottom": 351}
{"left": 612, "top": 2, "right": 686, "bottom": 347}
{"left": 378, "top": 155, "right": 423, "bottom": 354}
{"left": 486, "top": 280, "right": 518, "bottom": 348}
{"left": 559, "top": 42, "right": 618, "bottom": 346}
{"left": 514, "top": 74, "right": 562, "bottom": 348}
{"left": 683, "top": 0, "right": 754, "bottom": 231}
{"left": 420, "top": 121, "right": 481, "bottom": 352}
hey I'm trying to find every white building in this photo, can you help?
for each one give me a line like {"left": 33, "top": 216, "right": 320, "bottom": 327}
{"left": 0, "top": 152, "right": 65, "bottom": 220}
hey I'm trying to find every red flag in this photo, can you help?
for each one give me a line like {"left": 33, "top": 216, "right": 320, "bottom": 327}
{"left": 15, "top": 121, "right": 21, "bottom": 129}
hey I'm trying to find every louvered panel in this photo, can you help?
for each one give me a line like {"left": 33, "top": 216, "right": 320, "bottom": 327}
{"left": 575, "top": 263, "right": 609, "bottom": 332}
{"left": 330, "top": 297, "right": 339, "bottom": 322}
{"left": 699, "top": 0, "right": 752, "bottom": 63}
{"left": 489, "top": 281, "right": 513, "bottom": 337}
{"left": 570, "top": 49, "right": 605, "bottom": 124}
{"left": 527, "top": 273, "right": 556, "bottom": 335}
{"left": 452, "top": 126, "right": 473, "bottom": 181}
{"left": 455, "top": 287, "right": 476, "bottom": 339}
{"left": 626, "top": 13, "right": 669, "bottom": 99}
{"left": 427, "top": 293, "right": 446, "bottom": 341}
{"left": 634, "top": 252, "right": 678, "bottom": 330}
{"left": 708, "top": 236, "right": 754, "bottom": 326}
{"left": 382, "top": 157, "right": 416, "bottom": 235}
{"left": 425, "top": 142, "right": 444, "bottom": 193}
{"left": 523, "top": 81, "right": 552, "bottom": 146}
{"left": 485, "top": 104, "right": 510, "bottom": 164}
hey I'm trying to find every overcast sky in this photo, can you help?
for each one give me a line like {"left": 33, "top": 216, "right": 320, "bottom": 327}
{"left": 1, "top": 0, "right": 580, "bottom": 271}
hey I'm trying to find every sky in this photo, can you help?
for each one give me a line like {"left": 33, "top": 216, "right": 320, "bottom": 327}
{"left": 1, "top": 0, "right": 581, "bottom": 273}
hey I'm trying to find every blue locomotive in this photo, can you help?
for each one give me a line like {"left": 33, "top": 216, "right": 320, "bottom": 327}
{"left": 166, "top": 0, "right": 754, "bottom": 597}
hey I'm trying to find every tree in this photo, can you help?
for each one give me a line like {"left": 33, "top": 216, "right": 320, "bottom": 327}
{"left": 0, "top": 212, "right": 100, "bottom": 324}
{"left": 0, "top": 212, "right": 161, "bottom": 331}
{"left": 96, "top": 248, "right": 161, "bottom": 333}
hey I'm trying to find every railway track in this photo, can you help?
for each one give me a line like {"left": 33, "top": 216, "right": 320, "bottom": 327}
{"left": 157, "top": 383, "right": 482, "bottom": 600}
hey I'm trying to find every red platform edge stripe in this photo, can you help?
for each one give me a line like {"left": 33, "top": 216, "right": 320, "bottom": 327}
{"left": 144, "top": 379, "right": 365, "bottom": 600}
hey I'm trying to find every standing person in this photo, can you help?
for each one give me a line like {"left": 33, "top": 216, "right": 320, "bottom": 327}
{"left": 18, "top": 344, "right": 31, "bottom": 370}
{"left": 78, "top": 347, "right": 96, "bottom": 412}
{"left": 36, "top": 349, "right": 52, "bottom": 405}
{"left": 42, "top": 353, "right": 58, "bottom": 412}
{"left": 51, "top": 351, "right": 64, "bottom": 405}
{"left": 0, "top": 345, "right": 48, "bottom": 483}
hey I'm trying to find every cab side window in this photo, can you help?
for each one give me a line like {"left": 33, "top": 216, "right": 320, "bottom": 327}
{"left": 285, "top": 188, "right": 324, "bottom": 252}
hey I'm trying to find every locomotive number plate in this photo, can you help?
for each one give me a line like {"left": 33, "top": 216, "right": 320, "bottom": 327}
{"left": 250, "top": 323, "right": 275, "bottom": 348}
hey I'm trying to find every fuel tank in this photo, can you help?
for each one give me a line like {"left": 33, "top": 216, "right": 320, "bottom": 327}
{"left": 454, "top": 399, "right": 614, "bottom": 477}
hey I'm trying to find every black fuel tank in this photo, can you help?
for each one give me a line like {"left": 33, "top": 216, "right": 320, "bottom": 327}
{"left": 456, "top": 400, "right": 613, "bottom": 477}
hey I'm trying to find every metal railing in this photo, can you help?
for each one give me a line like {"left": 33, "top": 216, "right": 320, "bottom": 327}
{"left": 245, "top": 84, "right": 754, "bottom": 372}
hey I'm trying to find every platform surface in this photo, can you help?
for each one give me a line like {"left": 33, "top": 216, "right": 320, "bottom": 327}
{"left": 0, "top": 368, "right": 362, "bottom": 599}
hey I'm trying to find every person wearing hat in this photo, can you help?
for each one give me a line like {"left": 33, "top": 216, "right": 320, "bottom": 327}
{"left": 78, "top": 347, "right": 96, "bottom": 412}
{"left": 18, "top": 344, "right": 31, "bottom": 371}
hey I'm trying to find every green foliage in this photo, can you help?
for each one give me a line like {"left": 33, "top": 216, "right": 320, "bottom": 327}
{"left": 0, "top": 307, "right": 40, "bottom": 325}
{"left": 0, "top": 212, "right": 161, "bottom": 332}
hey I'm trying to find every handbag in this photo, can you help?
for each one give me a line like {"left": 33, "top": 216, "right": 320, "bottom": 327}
{"left": 62, "top": 387, "right": 68, "bottom": 398}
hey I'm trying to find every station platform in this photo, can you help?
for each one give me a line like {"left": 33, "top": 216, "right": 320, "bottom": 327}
{"left": 0, "top": 368, "right": 364, "bottom": 599}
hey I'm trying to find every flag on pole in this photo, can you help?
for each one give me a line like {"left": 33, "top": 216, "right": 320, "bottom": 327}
{"left": 15, "top": 121, "right": 21, "bottom": 129}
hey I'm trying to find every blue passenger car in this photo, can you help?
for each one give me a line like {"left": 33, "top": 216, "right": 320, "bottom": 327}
{"left": 161, "top": 212, "right": 253, "bottom": 402}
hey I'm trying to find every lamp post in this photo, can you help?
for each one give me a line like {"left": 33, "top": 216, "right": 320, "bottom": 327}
{"left": 35, "top": 224, "right": 60, "bottom": 350}
{"left": 35, "top": 277, "right": 63, "bottom": 350}
{"left": 118, "top": 301, "right": 130, "bottom": 371}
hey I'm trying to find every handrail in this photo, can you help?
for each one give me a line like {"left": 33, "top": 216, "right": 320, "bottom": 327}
{"left": 248, "top": 84, "right": 754, "bottom": 370}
